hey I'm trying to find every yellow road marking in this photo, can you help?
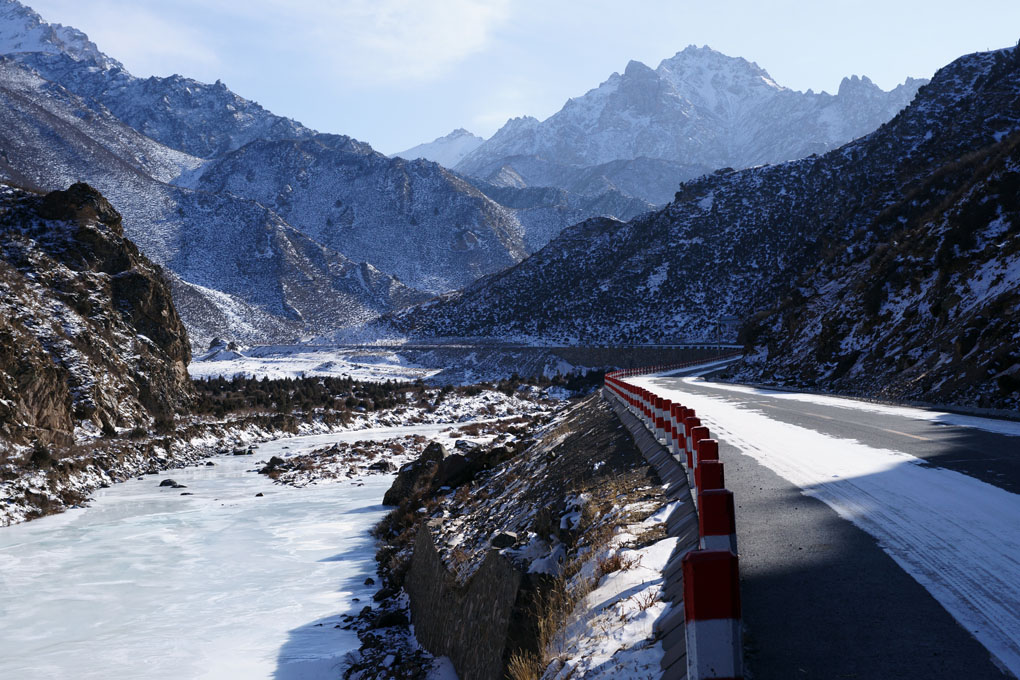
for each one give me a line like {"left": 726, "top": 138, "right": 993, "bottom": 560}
{"left": 878, "top": 428, "right": 931, "bottom": 441}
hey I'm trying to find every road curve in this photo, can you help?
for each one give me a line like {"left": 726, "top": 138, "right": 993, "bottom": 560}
{"left": 630, "top": 371, "right": 1020, "bottom": 679}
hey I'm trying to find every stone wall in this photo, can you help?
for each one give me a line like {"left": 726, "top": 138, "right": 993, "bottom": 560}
{"left": 404, "top": 524, "right": 537, "bottom": 680}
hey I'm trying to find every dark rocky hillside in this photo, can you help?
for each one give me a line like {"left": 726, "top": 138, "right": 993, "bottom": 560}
{"left": 0, "top": 182, "right": 192, "bottom": 450}
{"left": 463, "top": 177, "right": 653, "bottom": 252}
{"left": 735, "top": 128, "right": 1020, "bottom": 409}
{"left": 391, "top": 47, "right": 1020, "bottom": 406}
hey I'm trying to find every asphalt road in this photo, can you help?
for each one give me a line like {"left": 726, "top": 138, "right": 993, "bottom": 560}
{"left": 631, "top": 371, "right": 1020, "bottom": 680}
{"left": 669, "top": 376, "right": 1020, "bottom": 495}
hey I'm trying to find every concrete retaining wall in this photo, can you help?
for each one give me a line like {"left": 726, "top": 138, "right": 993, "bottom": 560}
{"left": 403, "top": 524, "right": 538, "bottom": 680}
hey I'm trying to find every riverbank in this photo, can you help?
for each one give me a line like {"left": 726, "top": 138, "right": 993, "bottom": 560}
{"left": 0, "top": 382, "right": 559, "bottom": 526}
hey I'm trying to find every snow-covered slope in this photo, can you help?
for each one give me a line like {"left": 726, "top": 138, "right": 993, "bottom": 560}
{"left": 0, "top": 1, "right": 310, "bottom": 159}
{"left": 0, "top": 0, "right": 114, "bottom": 68}
{"left": 190, "top": 136, "right": 529, "bottom": 293}
{"left": 0, "top": 57, "right": 201, "bottom": 186}
{"left": 0, "top": 57, "right": 428, "bottom": 346}
{"left": 393, "top": 128, "right": 485, "bottom": 168}
{"left": 392, "top": 46, "right": 1020, "bottom": 411}
{"left": 15, "top": 50, "right": 316, "bottom": 160}
{"left": 457, "top": 45, "right": 925, "bottom": 205}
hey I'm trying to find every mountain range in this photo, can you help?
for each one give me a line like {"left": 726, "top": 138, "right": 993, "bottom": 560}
{"left": 0, "top": 0, "right": 936, "bottom": 355}
{"left": 0, "top": 0, "right": 532, "bottom": 345}
{"left": 389, "top": 46, "right": 1020, "bottom": 408}
{"left": 453, "top": 45, "right": 925, "bottom": 205}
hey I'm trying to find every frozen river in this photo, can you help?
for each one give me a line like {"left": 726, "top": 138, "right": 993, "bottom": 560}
{"left": 0, "top": 424, "right": 451, "bottom": 680}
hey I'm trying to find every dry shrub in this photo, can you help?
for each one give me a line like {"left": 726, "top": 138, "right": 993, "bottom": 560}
{"left": 458, "top": 422, "right": 485, "bottom": 436}
{"left": 593, "top": 551, "right": 639, "bottom": 582}
{"left": 507, "top": 651, "right": 545, "bottom": 680}
{"left": 633, "top": 523, "right": 668, "bottom": 547}
{"left": 635, "top": 590, "right": 658, "bottom": 611}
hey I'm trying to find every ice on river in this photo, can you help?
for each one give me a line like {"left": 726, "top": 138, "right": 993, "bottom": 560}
{"left": 0, "top": 425, "right": 452, "bottom": 680}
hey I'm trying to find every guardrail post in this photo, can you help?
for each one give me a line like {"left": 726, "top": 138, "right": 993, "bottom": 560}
{"left": 670, "top": 403, "right": 683, "bottom": 457}
{"left": 683, "top": 415, "right": 700, "bottom": 468}
{"left": 662, "top": 398, "right": 674, "bottom": 447}
{"left": 698, "top": 489, "right": 737, "bottom": 554}
{"left": 688, "top": 422, "right": 708, "bottom": 486}
{"left": 690, "top": 425, "right": 710, "bottom": 457}
{"left": 696, "top": 460, "right": 725, "bottom": 498}
{"left": 654, "top": 397, "right": 664, "bottom": 441}
{"left": 683, "top": 549, "right": 743, "bottom": 680}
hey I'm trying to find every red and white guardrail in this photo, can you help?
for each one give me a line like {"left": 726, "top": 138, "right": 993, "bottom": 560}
{"left": 604, "top": 356, "right": 743, "bottom": 680}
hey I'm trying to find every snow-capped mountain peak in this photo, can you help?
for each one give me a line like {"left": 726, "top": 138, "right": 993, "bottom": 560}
{"left": 654, "top": 44, "right": 786, "bottom": 100}
{"left": 392, "top": 127, "right": 485, "bottom": 168}
{"left": 0, "top": 0, "right": 118, "bottom": 68}
{"left": 454, "top": 44, "right": 926, "bottom": 204}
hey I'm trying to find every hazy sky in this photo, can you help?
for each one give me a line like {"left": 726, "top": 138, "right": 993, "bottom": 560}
{"left": 27, "top": 0, "right": 1020, "bottom": 154}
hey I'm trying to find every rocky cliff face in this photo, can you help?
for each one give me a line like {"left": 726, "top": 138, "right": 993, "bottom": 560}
{"left": 456, "top": 45, "right": 925, "bottom": 205}
{"left": 0, "top": 182, "right": 192, "bottom": 450}
{"left": 392, "top": 47, "right": 1020, "bottom": 410}
{"left": 735, "top": 128, "right": 1020, "bottom": 409}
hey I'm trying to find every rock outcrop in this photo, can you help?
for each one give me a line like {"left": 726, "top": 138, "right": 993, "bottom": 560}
{"left": 383, "top": 441, "right": 448, "bottom": 506}
{"left": 0, "top": 182, "right": 193, "bottom": 450}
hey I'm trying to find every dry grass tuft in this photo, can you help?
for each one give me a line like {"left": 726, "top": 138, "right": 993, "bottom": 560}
{"left": 507, "top": 651, "right": 546, "bottom": 680}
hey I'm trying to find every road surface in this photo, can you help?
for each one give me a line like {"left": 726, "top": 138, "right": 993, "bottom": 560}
{"left": 630, "top": 371, "right": 1020, "bottom": 679}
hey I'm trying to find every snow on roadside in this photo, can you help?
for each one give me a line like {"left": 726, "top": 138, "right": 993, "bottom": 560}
{"left": 684, "top": 376, "right": 1020, "bottom": 437}
{"left": 633, "top": 376, "right": 1020, "bottom": 676}
{"left": 544, "top": 537, "right": 675, "bottom": 680}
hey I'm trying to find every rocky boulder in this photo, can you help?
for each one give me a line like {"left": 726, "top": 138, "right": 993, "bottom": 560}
{"left": 432, "top": 452, "right": 471, "bottom": 488}
{"left": 259, "top": 456, "right": 287, "bottom": 475}
{"left": 382, "top": 442, "right": 448, "bottom": 506}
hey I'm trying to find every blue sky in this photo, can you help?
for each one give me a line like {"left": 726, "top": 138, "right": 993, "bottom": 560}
{"left": 28, "top": 0, "right": 1020, "bottom": 154}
